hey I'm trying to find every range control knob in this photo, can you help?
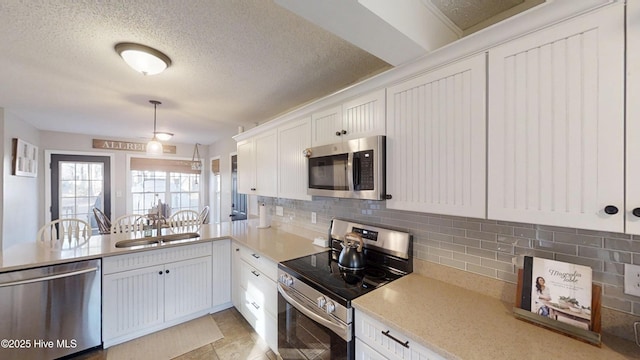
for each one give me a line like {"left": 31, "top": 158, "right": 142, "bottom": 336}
{"left": 317, "top": 296, "right": 327, "bottom": 309}
{"left": 325, "top": 301, "right": 336, "bottom": 314}
{"left": 284, "top": 275, "right": 294, "bottom": 287}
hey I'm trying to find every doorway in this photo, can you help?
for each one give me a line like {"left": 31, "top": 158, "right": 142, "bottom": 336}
{"left": 50, "top": 154, "right": 111, "bottom": 233}
{"left": 230, "top": 154, "right": 247, "bottom": 221}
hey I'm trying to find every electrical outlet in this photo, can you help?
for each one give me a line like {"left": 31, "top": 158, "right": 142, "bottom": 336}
{"left": 311, "top": 212, "right": 317, "bottom": 224}
{"left": 276, "top": 206, "right": 284, "bottom": 217}
{"left": 624, "top": 264, "right": 640, "bottom": 297}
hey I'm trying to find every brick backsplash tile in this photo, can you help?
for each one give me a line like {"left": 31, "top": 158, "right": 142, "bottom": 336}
{"left": 466, "top": 230, "right": 497, "bottom": 242}
{"left": 467, "top": 263, "right": 497, "bottom": 277}
{"left": 554, "top": 232, "right": 603, "bottom": 247}
{"left": 453, "top": 252, "right": 481, "bottom": 265}
{"left": 481, "top": 223, "right": 514, "bottom": 235}
{"left": 467, "top": 247, "right": 496, "bottom": 260}
{"left": 439, "top": 257, "right": 466, "bottom": 270}
{"left": 554, "top": 254, "right": 603, "bottom": 271}
{"left": 264, "top": 196, "right": 640, "bottom": 319}
{"left": 453, "top": 236, "right": 480, "bottom": 248}
{"left": 440, "top": 242, "right": 466, "bottom": 253}
{"left": 533, "top": 240, "right": 577, "bottom": 255}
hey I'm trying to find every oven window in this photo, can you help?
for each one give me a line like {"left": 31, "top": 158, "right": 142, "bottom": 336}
{"left": 308, "top": 154, "right": 349, "bottom": 191}
{"left": 278, "top": 293, "right": 349, "bottom": 360}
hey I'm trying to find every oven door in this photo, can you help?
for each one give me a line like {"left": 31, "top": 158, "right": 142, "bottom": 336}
{"left": 277, "top": 283, "right": 353, "bottom": 360}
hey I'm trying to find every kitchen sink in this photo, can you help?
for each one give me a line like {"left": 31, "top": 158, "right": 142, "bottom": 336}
{"left": 159, "top": 232, "right": 200, "bottom": 242}
{"left": 114, "top": 232, "right": 200, "bottom": 248}
{"left": 115, "top": 238, "right": 161, "bottom": 248}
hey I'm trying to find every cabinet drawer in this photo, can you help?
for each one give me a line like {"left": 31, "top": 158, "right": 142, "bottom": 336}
{"left": 238, "top": 244, "right": 277, "bottom": 281}
{"left": 355, "top": 310, "right": 444, "bottom": 360}
{"left": 239, "top": 260, "right": 277, "bottom": 316}
{"left": 241, "top": 290, "right": 278, "bottom": 353}
{"left": 103, "top": 242, "right": 213, "bottom": 274}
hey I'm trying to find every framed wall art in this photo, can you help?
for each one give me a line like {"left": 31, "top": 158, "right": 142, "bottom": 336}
{"left": 13, "top": 138, "right": 38, "bottom": 177}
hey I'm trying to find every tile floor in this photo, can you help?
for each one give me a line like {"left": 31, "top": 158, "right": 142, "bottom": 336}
{"left": 70, "top": 307, "right": 278, "bottom": 360}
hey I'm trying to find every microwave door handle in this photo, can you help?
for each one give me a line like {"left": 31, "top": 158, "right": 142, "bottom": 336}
{"left": 346, "top": 152, "right": 355, "bottom": 191}
{"left": 353, "top": 155, "right": 361, "bottom": 189}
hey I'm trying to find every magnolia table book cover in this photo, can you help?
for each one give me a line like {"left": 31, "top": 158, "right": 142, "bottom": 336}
{"left": 523, "top": 256, "right": 593, "bottom": 331}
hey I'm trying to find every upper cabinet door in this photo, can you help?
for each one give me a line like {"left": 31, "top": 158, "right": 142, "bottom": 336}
{"left": 487, "top": 5, "right": 624, "bottom": 232}
{"left": 278, "top": 116, "right": 312, "bottom": 201}
{"left": 254, "top": 130, "right": 278, "bottom": 197}
{"left": 342, "top": 89, "right": 386, "bottom": 142}
{"left": 236, "top": 138, "right": 255, "bottom": 195}
{"left": 311, "top": 105, "right": 342, "bottom": 147}
{"left": 386, "top": 53, "right": 486, "bottom": 218}
{"left": 626, "top": 1, "right": 640, "bottom": 234}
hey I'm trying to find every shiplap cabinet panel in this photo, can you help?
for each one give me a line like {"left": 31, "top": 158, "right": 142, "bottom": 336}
{"left": 386, "top": 53, "right": 486, "bottom": 218}
{"left": 278, "top": 116, "right": 312, "bottom": 201}
{"left": 211, "top": 239, "right": 231, "bottom": 310}
{"left": 342, "top": 89, "right": 386, "bottom": 142}
{"left": 311, "top": 105, "right": 342, "bottom": 146}
{"left": 164, "top": 256, "right": 212, "bottom": 322}
{"left": 311, "top": 89, "right": 385, "bottom": 147}
{"left": 487, "top": 5, "right": 624, "bottom": 232}
{"left": 626, "top": 1, "right": 640, "bottom": 234}
{"left": 237, "top": 130, "right": 278, "bottom": 196}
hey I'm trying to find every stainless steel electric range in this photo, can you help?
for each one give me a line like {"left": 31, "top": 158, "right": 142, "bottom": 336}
{"left": 277, "top": 219, "right": 412, "bottom": 360}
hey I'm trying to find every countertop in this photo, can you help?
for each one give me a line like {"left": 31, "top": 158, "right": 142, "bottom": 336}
{"left": 0, "top": 220, "right": 327, "bottom": 272}
{"left": 352, "top": 274, "right": 640, "bottom": 359}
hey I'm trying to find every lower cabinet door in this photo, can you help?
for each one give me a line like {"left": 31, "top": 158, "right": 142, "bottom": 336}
{"left": 103, "top": 264, "right": 165, "bottom": 342}
{"left": 164, "top": 256, "right": 213, "bottom": 322}
{"left": 356, "top": 338, "right": 388, "bottom": 360}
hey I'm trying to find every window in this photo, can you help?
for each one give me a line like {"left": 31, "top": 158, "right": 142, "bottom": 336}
{"left": 130, "top": 157, "right": 201, "bottom": 216}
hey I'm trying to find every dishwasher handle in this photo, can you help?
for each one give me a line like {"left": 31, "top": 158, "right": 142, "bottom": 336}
{"left": 0, "top": 266, "right": 99, "bottom": 288}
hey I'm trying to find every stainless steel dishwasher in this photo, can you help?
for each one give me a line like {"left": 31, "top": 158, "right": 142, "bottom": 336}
{"left": 0, "top": 259, "right": 101, "bottom": 360}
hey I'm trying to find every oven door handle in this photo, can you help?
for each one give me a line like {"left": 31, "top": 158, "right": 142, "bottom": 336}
{"left": 278, "top": 283, "right": 351, "bottom": 341}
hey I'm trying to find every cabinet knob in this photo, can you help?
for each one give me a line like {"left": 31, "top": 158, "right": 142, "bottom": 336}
{"left": 250, "top": 188, "right": 256, "bottom": 191}
{"left": 341, "top": 129, "right": 347, "bottom": 135}
{"left": 335, "top": 131, "right": 342, "bottom": 136}
{"left": 158, "top": 271, "right": 163, "bottom": 275}
{"left": 165, "top": 269, "right": 170, "bottom": 274}
{"left": 633, "top": 208, "right": 640, "bottom": 217}
{"left": 604, "top": 205, "right": 619, "bottom": 215}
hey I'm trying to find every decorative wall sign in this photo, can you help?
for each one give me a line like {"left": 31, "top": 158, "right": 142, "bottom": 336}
{"left": 92, "top": 139, "right": 176, "bottom": 154}
{"left": 13, "top": 138, "right": 38, "bottom": 177}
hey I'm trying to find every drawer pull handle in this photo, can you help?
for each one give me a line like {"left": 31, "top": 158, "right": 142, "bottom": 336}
{"left": 251, "top": 270, "right": 260, "bottom": 277}
{"left": 251, "top": 253, "right": 260, "bottom": 259}
{"left": 251, "top": 302, "right": 260, "bottom": 310}
{"left": 381, "top": 330, "right": 409, "bottom": 348}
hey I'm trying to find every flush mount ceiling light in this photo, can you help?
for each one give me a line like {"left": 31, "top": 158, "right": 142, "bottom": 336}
{"left": 115, "top": 42, "right": 172, "bottom": 76}
{"left": 146, "top": 100, "right": 173, "bottom": 155}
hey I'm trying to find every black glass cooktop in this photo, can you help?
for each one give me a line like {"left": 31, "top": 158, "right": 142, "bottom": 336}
{"left": 279, "top": 250, "right": 404, "bottom": 305}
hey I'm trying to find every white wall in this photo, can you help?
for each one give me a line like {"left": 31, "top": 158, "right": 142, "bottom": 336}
{"left": 2, "top": 110, "right": 40, "bottom": 250}
{"left": 207, "top": 135, "right": 237, "bottom": 222}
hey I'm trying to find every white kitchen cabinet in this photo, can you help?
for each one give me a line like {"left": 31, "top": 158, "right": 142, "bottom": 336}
{"left": 487, "top": 5, "right": 624, "bottom": 232}
{"left": 277, "top": 116, "right": 312, "bottom": 201}
{"left": 355, "top": 309, "right": 444, "bottom": 360}
{"left": 385, "top": 53, "right": 486, "bottom": 218}
{"left": 237, "top": 129, "right": 278, "bottom": 196}
{"left": 231, "top": 241, "right": 278, "bottom": 353}
{"left": 211, "top": 239, "right": 232, "bottom": 311}
{"left": 311, "top": 89, "right": 386, "bottom": 147}
{"left": 626, "top": 0, "right": 640, "bottom": 234}
{"left": 102, "top": 242, "right": 213, "bottom": 347}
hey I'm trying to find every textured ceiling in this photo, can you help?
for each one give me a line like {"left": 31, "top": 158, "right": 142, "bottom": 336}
{"left": 0, "top": 1, "right": 390, "bottom": 145}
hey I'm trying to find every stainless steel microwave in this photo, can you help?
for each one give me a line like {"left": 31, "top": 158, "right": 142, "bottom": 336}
{"left": 303, "top": 135, "right": 385, "bottom": 200}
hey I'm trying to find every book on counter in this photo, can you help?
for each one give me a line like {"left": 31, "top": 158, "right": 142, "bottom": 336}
{"left": 520, "top": 256, "right": 593, "bottom": 331}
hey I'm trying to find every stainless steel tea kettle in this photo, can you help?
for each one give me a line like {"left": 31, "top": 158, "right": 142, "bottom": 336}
{"left": 338, "top": 232, "right": 365, "bottom": 270}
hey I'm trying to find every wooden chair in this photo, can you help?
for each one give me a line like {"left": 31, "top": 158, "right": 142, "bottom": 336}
{"left": 110, "top": 214, "right": 152, "bottom": 234}
{"left": 38, "top": 218, "right": 91, "bottom": 243}
{"left": 199, "top": 206, "right": 210, "bottom": 224}
{"left": 168, "top": 210, "right": 201, "bottom": 228}
{"left": 92, "top": 207, "right": 111, "bottom": 235}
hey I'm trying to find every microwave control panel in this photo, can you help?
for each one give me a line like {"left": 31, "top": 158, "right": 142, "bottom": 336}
{"left": 354, "top": 150, "right": 374, "bottom": 190}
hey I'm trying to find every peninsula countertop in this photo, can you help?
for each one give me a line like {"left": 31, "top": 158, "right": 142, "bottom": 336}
{"left": 352, "top": 274, "right": 640, "bottom": 360}
{"left": 0, "top": 220, "right": 327, "bottom": 273}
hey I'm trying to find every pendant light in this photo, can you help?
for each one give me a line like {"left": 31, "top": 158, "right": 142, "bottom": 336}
{"left": 191, "top": 143, "right": 202, "bottom": 171}
{"left": 147, "top": 100, "right": 168, "bottom": 155}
